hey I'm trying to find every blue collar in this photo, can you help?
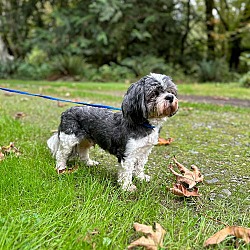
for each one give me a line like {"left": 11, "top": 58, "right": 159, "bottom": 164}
{"left": 142, "top": 123, "right": 155, "bottom": 129}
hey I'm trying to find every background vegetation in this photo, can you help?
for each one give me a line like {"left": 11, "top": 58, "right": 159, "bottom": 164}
{"left": 0, "top": 0, "right": 249, "bottom": 85}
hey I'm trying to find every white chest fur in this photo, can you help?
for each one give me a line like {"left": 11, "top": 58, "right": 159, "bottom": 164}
{"left": 124, "top": 118, "right": 166, "bottom": 158}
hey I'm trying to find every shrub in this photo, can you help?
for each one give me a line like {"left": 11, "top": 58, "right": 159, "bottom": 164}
{"left": 50, "top": 55, "right": 89, "bottom": 79}
{"left": 239, "top": 71, "right": 250, "bottom": 88}
{"left": 92, "top": 62, "right": 135, "bottom": 82}
{"left": 26, "top": 47, "right": 48, "bottom": 66}
{"left": 239, "top": 53, "right": 250, "bottom": 73}
{"left": 16, "top": 62, "right": 52, "bottom": 80}
{"left": 121, "top": 55, "right": 168, "bottom": 76}
{"left": 198, "top": 59, "right": 228, "bottom": 82}
{"left": 120, "top": 55, "right": 186, "bottom": 81}
{"left": 0, "top": 59, "right": 19, "bottom": 78}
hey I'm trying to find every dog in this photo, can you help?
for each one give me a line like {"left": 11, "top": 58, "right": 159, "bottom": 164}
{"left": 47, "top": 73, "right": 178, "bottom": 191}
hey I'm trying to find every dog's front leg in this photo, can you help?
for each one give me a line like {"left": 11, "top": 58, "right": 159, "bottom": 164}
{"left": 133, "top": 146, "right": 152, "bottom": 182}
{"left": 117, "top": 158, "right": 137, "bottom": 192}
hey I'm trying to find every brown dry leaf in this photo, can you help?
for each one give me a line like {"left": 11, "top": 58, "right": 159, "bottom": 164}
{"left": 1, "top": 142, "right": 21, "bottom": 156}
{"left": 72, "top": 98, "right": 81, "bottom": 102}
{"left": 4, "top": 92, "right": 14, "bottom": 97}
{"left": 204, "top": 226, "right": 250, "bottom": 247}
{"left": 157, "top": 137, "right": 174, "bottom": 146}
{"left": 170, "top": 183, "right": 201, "bottom": 197}
{"left": 77, "top": 229, "right": 99, "bottom": 250}
{"left": 57, "top": 165, "right": 79, "bottom": 174}
{"left": 0, "top": 151, "right": 5, "bottom": 161}
{"left": 128, "top": 222, "right": 166, "bottom": 250}
{"left": 182, "top": 107, "right": 193, "bottom": 111}
{"left": 57, "top": 101, "right": 67, "bottom": 107}
{"left": 14, "top": 112, "right": 26, "bottom": 120}
{"left": 169, "top": 157, "right": 204, "bottom": 188}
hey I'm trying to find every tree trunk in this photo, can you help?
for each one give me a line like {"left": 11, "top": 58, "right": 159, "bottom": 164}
{"left": 229, "top": 34, "right": 241, "bottom": 71}
{"left": 180, "top": 0, "right": 191, "bottom": 58}
{"left": 205, "top": 0, "right": 215, "bottom": 60}
{"left": 0, "top": 36, "right": 14, "bottom": 63}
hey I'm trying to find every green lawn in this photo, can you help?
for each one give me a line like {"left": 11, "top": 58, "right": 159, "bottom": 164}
{"left": 0, "top": 80, "right": 249, "bottom": 249}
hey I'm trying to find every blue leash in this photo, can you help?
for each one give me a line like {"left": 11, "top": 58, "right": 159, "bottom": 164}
{"left": 0, "top": 86, "right": 122, "bottom": 111}
{"left": 0, "top": 86, "right": 155, "bottom": 129}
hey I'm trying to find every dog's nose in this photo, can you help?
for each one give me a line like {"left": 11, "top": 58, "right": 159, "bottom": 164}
{"left": 165, "top": 95, "right": 174, "bottom": 103}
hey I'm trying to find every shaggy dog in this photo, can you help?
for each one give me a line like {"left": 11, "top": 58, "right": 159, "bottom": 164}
{"left": 47, "top": 73, "right": 178, "bottom": 191}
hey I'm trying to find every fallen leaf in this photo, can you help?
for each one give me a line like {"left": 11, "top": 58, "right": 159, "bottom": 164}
{"left": 72, "top": 98, "right": 81, "bottom": 102}
{"left": 157, "top": 137, "right": 174, "bottom": 146}
{"left": 169, "top": 157, "right": 204, "bottom": 188}
{"left": 204, "top": 226, "right": 250, "bottom": 247}
{"left": 21, "top": 97, "right": 29, "bottom": 101}
{"left": 14, "top": 112, "right": 26, "bottom": 120}
{"left": 128, "top": 222, "right": 166, "bottom": 250}
{"left": 57, "top": 165, "right": 79, "bottom": 174}
{"left": 0, "top": 152, "right": 5, "bottom": 161}
{"left": 0, "top": 142, "right": 21, "bottom": 156}
{"left": 77, "top": 229, "right": 99, "bottom": 249}
{"left": 57, "top": 101, "right": 67, "bottom": 107}
{"left": 182, "top": 107, "right": 193, "bottom": 111}
{"left": 170, "top": 183, "right": 201, "bottom": 197}
{"left": 4, "top": 92, "right": 14, "bottom": 96}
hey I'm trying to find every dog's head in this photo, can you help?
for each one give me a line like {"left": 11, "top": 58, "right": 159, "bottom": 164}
{"left": 122, "top": 73, "right": 178, "bottom": 124}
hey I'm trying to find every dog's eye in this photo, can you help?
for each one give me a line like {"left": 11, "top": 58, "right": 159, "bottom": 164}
{"left": 154, "top": 90, "right": 159, "bottom": 96}
{"left": 148, "top": 90, "right": 159, "bottom": 100}
{"left": 168, "top": 90, "right": 177, "bottom": 98}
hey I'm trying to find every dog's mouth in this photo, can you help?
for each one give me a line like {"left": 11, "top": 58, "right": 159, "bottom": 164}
{"left": 158, "top": 98, "right": 178, "bottom": 117}
{"left": 148, "top": 97, "right": 178, "bottom": 118}
{"left": 168, "top": 99, "right": 178, "bottom": 117}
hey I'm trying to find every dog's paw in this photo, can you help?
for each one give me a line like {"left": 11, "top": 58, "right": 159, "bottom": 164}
{"left": 86, "top": 159, "right": 99, "bottom": 166}
{"left": 56, "top": 163, "right": 67, "bottom": 174}
{"left": 122, "top": 184, "right": 137, "bottom": 192}
{"left": 143, "top": 174, "right": 151, "bottom": 182}
{"left": 56, "top": 166, "right": 67, "bottom": 174}
{"left": 135, "top": 173, "right": 151, "bottom": 182}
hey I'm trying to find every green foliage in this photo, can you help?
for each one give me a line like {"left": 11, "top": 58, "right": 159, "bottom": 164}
{"left": 16, "top": 62, "right": 52, "bottom": 80}
{"left": 50, "top": 55, "right": 90, "bottom": 80}
{"left": 0, "top": 60, "right": 19, "bottom": 78}
{"left": 197, "top": 59, "right": 238, "bottom": 83}
{"left": 239, "top": 71, "right": 250, "bottom": 88}
{"left": 13, "top": 47, "right": 52, "bottom": 80}
{"left": 121, "top": 55, "right": 186, "bottom": 81}
{"left": 26, "top": 47, "right": 48, "bottom": 66}
{"left": 93, "top": 63, "right": 135, "bottom": 82}
{"left": 239, "top": 53, "right": 250, "bottom": 72}
{"left": 0, "top": 0, "right": 249, "bottom": 82}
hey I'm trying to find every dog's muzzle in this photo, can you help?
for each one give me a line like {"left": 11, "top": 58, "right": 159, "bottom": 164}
{"left": 169, "top": 97, "right": 178, "bottom": 117}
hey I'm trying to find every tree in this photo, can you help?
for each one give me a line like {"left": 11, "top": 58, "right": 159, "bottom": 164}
{"left": 205, "top": 0, "right": 215, "bottom": 60}
{"left": 213, "top": 0, "right": 250, "bottom": 71}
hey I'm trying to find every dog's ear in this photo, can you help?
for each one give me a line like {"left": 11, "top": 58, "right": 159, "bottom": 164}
{"left": 121, "top": 79, "right": 148, "bottom": 124}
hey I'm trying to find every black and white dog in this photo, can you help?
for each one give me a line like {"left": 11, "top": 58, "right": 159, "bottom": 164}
{"left": 47, "top": 73, "right": 178, "bottom": 191}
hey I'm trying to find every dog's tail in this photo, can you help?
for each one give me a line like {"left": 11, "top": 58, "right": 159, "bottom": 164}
{"left": 47, "top": 133, "right": 59, "bottom": 157}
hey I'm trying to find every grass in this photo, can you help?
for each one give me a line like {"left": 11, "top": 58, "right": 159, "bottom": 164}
{"left": 0, "top": 80, "right": 250, "bottom": 249}
{"left": 1, "top": 79, "right": 250, "bottom": 100}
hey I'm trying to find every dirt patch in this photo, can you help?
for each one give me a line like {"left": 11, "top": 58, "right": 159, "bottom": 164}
{"left": 179, "top": 95, "right": 250, "bottom": 108}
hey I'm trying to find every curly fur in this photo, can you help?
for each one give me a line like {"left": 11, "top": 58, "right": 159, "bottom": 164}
{"left": 47, "top": 73, "right": 178, "bottom": 191}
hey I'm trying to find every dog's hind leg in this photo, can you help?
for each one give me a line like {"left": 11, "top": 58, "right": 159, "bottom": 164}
{"left": 55, "top": 132, "right": 79, "bottom": 173}
{"left": 78, "top": 139, "right": 99, "bottom": 166}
